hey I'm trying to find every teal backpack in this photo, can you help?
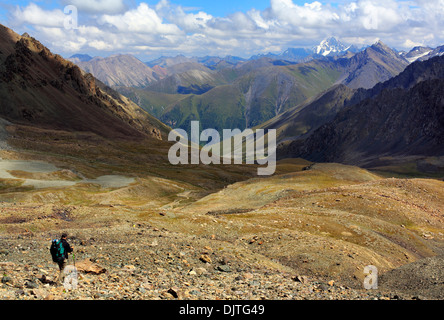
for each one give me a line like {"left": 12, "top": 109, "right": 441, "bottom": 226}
{"left": 50, "top": 239, "right": 65, "bottom": 263}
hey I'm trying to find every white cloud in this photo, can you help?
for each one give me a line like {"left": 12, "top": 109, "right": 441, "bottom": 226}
{"left": 269, "top": 0, "right": 340, "bottom": 28}
{"left": 155, "top": 1, "right": 213, "bottom": 32}
{"left": 7, "top": 0, "right": 444, "bottom": 59}
{"left": 99, "top": 3, "right": 181, "bottom": 35}
{"left": 12, "top": 3, "right": 66, "bottom": 28}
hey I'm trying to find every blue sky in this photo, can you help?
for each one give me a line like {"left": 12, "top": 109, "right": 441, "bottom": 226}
{"left": 0, "top": 0, "right": 347, "bottom": 20}
{"left": 140, "top": 0, "right": 271, "bottom": 16}
{"left": 2, "top": 0, "right": 444, "bottom": 61}
{"left": 0, "top": 0, "right": 271, "bottom": 19}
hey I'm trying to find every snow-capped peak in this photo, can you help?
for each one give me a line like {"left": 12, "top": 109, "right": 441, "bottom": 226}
{"left": 314, "top": 37, "right": 350, "bottom": 56}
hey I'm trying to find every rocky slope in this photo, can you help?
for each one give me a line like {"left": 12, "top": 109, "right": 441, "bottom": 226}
{"left": 402, "top": 46, "right": 433, "bottom": 63}
{"left": 0, "top": 222, "right": 397, "bottom": 301}
{"left": 418, "top": 45, "right": 444, "bottom": 62}
{"left": 0, "top": 162, "right": 442, "bottom": 300}
{"left": 339, "top": 41, "right": 409, "bottom": 89}
{"left": 0, "top": 227, "right": 408, "bottom": 301}
{"left": 262, "top": 53, "right": 444, "bottom": 145}
{"left": 379, "top": 255, "right": 444, "bottom": 299}
{"left": 278, "top": 56, "right": 444, "bottom": 169}
{"left": 260, "top": 84, "right": 356, "bottom": 142}
{"left": 0, "top": 24, "right": 169, "bottom": 140}
{"left": 75, "top": 54, "right": 166, "bottom": 87}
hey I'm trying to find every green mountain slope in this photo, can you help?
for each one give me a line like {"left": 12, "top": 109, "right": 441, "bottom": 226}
{"left": 279, "top": 56, "right": 444, "bottom": 174}
{"left": 114, "top": 41, "right": 409, "bottom": 138}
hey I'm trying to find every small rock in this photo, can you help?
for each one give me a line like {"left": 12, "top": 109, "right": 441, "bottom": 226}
{"left": 150, "top": 240, "right": 158, "bottom": 247}
{"left": 31, "top": 288, "right": 48, "bottom": 299}
{"left": 166, "top": 212, "right": 177, "bottom": 219}
{"left": 138, "top": 287, "right": 147, "bottom": 294}
{"left": 317, "top": 283, "right": 329, "bottom": 291}
{"left": 200, "top": 255, "right": 212, "bottom": 264}
{"left": 190, "top": 289, "right": 201, "bottom": 296}
{"left": 293, "top": 275, "right": 308, "bottom": 284}
{"left": 15, "top": 289, "right": 26, "bottom": 297}
{"left": 39, "top": 275, "right": 56, "bottom": 285}
{"left": 123, "top": 265, "right": 136, "bottom": 272}
{"left": 219, "top": 256, "right": 230, "bottom": 265}
{"left": 217, "top": 265, "right": 231, "bottom": 273}
{"left": 1, "top": 276, "right": 13, "bottom": 285}
{"left": 244, "top": 273, "right": 254, "bottom": 280}
{"left": 0, "top": 262, "right": 16, "bottom": 270}
{"left": 167, "top": 287, "right": 181, "bottom": 299}
{"left": 195, "top": 268, "right": 207, "bottom": 275}
{"left": 25, "top": 280, "right": 39, "bottom": 289}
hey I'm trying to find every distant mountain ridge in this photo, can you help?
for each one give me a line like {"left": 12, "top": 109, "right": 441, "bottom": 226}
{"left": 108, "top": 40, "right": 417, "bottom": 138}
{"left": 73, "top": 54, "right": 167, "bottom": 87}
{"left": 277, "top": 55, "right": 444, "bottom": 168}
{"left": 261, "top": 51, "right": 443, "bottom": 147}
{"left": 401, "top": 46, "right": 433, "bottom": 63}
{"left": 66, "top": 37, "right": 444, "bottom": 144}
{"left": 249, "top": 37, "right": 359, "bottom": 63}
{"left": 339, "top": 40, "right": 409, "bottom": 89}
{"left": 69, "top": 53, "right": 93, "bottom": 63}
{"left": 69, "top": 37, "right": 442, "bottom": 92}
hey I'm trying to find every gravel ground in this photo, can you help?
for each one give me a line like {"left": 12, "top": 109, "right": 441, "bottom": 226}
{"left": 379, "top": 255, "right": 444, "bottom": 299}
{"left": 0, "top": 223, "right": 437, "bottom": 301}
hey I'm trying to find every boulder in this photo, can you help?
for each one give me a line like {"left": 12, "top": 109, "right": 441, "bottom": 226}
{"left": 76, "top": 259, "right": 106, "bottom": 275}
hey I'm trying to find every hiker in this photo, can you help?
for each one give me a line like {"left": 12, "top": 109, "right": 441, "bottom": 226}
{"left": 50, "top": 233, "right": 74, "bottom": 283}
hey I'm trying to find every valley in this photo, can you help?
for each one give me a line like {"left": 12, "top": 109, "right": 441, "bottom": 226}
{"left": 0, "top": 23, "right": 443, "bottom": 301}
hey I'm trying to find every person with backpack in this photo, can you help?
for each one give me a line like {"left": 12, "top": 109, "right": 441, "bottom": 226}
{"left": 50, "top": 233, "right": 74, "bottom": 283}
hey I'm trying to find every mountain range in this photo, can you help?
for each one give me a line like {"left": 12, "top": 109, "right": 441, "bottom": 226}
{"left": 72, "top": 54, "right": 168, "bottom": 87}
{"left": 66, "top": 37, "right": 364, "bottom": 91}
{"left": 109, "top": 40, "right": 409, "bottom": 136}
{"left": 5, "top": 25, "right": 443, "bottom": 174}
{"left": 249, "top": 37, "right": 359, "bottom": 62}
{"left": 275, "top": 55, "right": 444, "bottom": 172}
